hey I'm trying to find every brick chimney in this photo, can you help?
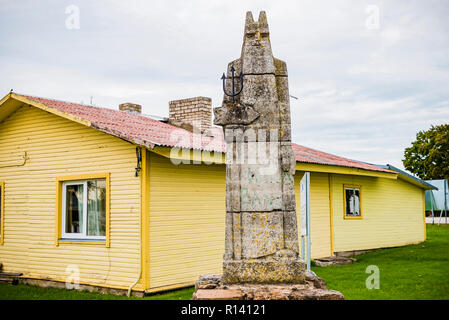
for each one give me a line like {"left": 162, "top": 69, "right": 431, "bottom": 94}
{"left": 168, "top": 97, "right": 212, "bottom": 133}
{"left": 119, "top": 103, "right": 142, "bottom": 114}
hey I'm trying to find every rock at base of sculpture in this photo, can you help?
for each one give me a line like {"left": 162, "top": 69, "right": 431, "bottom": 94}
{"left": 192, "top": 272, "right": 344, "bottom": 300}
{"left": 222, "top": 259, "right": 305, "bottom": 284}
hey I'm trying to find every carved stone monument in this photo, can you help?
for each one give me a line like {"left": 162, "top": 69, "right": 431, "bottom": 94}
{"left": 193, "top": 11, "right": 344, "bottom": 300}
{"left": 215, "top": 10, "right": 302, "bottom": 284}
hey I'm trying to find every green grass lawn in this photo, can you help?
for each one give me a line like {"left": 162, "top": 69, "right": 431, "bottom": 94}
{"left": 313, "top": 224, "right": 449, "bottom": 300}
{"left": 0, "top": 224, "right": 447, "bottom": 300}
{"left": 0, "top": 283, "right": 194, "bottom": 300}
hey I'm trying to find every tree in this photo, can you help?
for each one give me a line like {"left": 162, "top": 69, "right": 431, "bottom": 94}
{"left": 403, "top": 124, "right": 449, "bottom": 180}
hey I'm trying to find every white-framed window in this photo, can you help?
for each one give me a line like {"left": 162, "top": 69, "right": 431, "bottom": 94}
{"left": 344, "top": 184, "right": 362, "bottom": 219}
{"left": 61, "top": 179, "right": 106, "bottom": 240}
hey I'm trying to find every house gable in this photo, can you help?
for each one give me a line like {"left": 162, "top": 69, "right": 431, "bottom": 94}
{"left": 0, "top": 102, "right": 143, "bottom": 290}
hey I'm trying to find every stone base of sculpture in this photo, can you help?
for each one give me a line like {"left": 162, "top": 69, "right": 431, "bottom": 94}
{"left": 192, "top": 272, "right": 344, "bottom": 300}
{"left": 222, "top": 259, "right": 305, "bottom": 284}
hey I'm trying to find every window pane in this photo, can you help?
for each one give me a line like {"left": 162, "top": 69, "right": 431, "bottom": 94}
{"left": 87, "top": 179, "right": 106, "bottom": 237}
{"left": 345, "top": 189, "right": 352, "bottom": 216}
{"left": 65, "top": 184, "right": 84, "bottom": 233}
{"left": 346, "top": 188, "right": 361, "bottom": 216}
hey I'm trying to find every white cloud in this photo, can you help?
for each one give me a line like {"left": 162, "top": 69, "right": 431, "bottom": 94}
{"left": 0, "top": 0, "right": 448, "bottom": 172}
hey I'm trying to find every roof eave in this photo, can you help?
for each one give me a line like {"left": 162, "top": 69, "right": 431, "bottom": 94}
{"left": 385, "top": 164, "right": 438, "bottom": 190}
{"left": 296, "top": 162, "right": 397, "bottom": 179}
{"left": 2, "top": 93, "right": 157, "bottom": 150}
{"left": 4, "top": 93, "right": 92, "bottom": 127}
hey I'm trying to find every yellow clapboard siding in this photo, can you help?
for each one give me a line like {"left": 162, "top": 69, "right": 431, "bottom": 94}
{"left": 331, "top": 174, "right": 425, "bottom": 252}
{"left": 0, "top": 105, "right": 142, "bottom": 290}
{"left": 148, "top": 153, "right": 226, "bottom": 289}
{"left": 0, "top": 102, "right": 427, "bottom": 292}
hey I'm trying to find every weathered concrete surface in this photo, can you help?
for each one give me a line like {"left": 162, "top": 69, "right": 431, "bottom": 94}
{"left": 222, "top": 258, "right": 305, "bottom": 284}
{"left": 193, "top": 289, "right": 245, "bottom": 300}
{"left": 192, "top": 274, "right": 344, "bottom": 300}
{"left": 314, "top": 256, "right": 357, "bottom": 267}
{"left": 17, "top": 277, "right": 146, "bottom": 297}
{"left": 213, "top": 11, "right": 303, "bottom": 283}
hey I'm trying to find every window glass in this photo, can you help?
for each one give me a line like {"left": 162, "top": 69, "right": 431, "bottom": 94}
{"left": 65, "top": 184, "right": 84, "bottom": 234}
{"left": 87, "top": 179, "right": 106, "bottom": 236}
{"left": 345, "top": 187, "right": 361, "bottom": 217}
{"left": 62, "top": 178, "right": 106, "bottom": 240}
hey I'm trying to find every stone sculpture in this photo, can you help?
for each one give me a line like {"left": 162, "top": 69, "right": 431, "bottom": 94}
{"left": 193, "top": 11, "right": 344, "bottom": 300}
{"left": 214, "top": 10, "right": 303, "bottom": 284}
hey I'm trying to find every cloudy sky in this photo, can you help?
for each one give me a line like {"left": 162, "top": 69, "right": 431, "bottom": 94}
{"left": 1, "top": 0, "right": 448, "bottom": 170}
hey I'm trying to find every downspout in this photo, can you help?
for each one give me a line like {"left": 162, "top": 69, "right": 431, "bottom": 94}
{"left": 127, "top": 147, "right": 148, "bottom": 296}
{"left": 127, "top": 208, "right": 142, "bottom": 297}
{"left": 328, "top": 173, "right": 334, "bottom": 255}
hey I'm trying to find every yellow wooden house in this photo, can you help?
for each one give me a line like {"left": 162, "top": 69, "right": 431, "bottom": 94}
{"left": 0, "top": 92, "right": 434, "bottom": 295}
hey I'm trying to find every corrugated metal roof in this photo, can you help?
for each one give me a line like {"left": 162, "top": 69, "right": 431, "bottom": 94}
{"left": 16, "top": 94, "right": 393, "bottom": 174}
{"left": 21, "top": 94, "right": 225, "bottom": 152}
{"left": 292, "top": 144, "right": 393, "bottom": 173}
{"left": 375, "top": 164, "right": 438, "bottom": 190}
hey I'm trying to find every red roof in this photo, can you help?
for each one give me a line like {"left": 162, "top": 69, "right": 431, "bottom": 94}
{"left": 21, "top": 94, "right": 225, "bottom": 152}
{"left": 292, "top": 144, "right": 391, "bottom": 173}
{"left": 16, "top": 94, "right": 393, "bottom": 174}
